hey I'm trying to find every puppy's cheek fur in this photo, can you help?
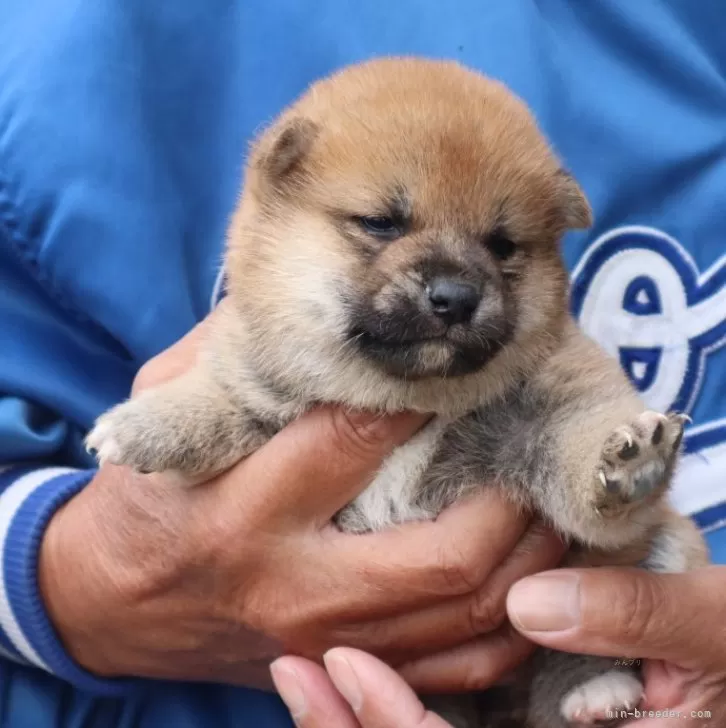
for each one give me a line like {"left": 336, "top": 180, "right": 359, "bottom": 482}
{"left": 232, "top": 212, "right": 356, "bottom": 343}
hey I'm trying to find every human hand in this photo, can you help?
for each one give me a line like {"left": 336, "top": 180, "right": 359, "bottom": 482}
{"left": 271, "top": 648, "right": 455, "bottom": 727}
{"left": 38, "top": 305, "right": 565, "bottom": 690}
{"left": 507, "top": 566, "right": 726, "bottom": 726}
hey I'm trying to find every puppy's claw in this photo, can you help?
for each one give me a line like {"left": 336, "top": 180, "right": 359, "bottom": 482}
{"left": 85, "top": 420, "right": 121, "bottom": 465}
{"left": 595, "top": 410, "right": 684, "bottom": 516}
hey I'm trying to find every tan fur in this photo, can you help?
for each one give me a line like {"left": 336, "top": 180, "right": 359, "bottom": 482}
{"left": 86, "top": 58, "right": 708, "bottom": 727}
{"left": 221, "top": 58, "right": 577, "bottom": 416}
{"left": 566, "top": 507, "right": 709, "bottom": 570}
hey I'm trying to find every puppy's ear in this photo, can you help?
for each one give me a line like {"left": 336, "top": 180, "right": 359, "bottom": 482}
{"left": 255, "top": 117, "right": 319, "bottom": 185}
{"left": 557, "top": 170, "right": 593, "bottom": 229}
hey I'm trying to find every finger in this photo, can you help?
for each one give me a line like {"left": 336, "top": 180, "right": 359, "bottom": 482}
{"left": 324, "top": 648, "right": 454, "bottom": 728}
{"left": 253, "top": 497, "right": 536, "bottom": 652}
{"left": 506, "top": 566, "right": 726, "bottom": 667}
{"left": 640, "top": 660, "right": 697, "bottom": 711}
{"left": 328, "top": 492, "right": 531, "bottom": 613}
{"left": 397, "top": 625, "right": 534, "bottom": 693}
{"left": 640, "top": 660, "right": 726, "bottom": 723}
{"left": 228, "top": 406, "right": 431, "bottom": 521}
{"left": 332, "top": 522, "right": 565, "bottom": 656}
{"left": 271, "top": 657, "right": 360, "bottom": 728}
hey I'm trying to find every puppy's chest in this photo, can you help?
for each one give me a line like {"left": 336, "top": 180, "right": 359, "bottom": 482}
{"left": 341, "top": 389, "right": 550, "bottom": 534}
{"left": 344, "top": 417, "right": 452, "bottom": 532}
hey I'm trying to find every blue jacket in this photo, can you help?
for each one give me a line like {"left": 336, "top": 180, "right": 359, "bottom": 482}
{"left": 1, "top": 1, "right": 725, "bottom": 726}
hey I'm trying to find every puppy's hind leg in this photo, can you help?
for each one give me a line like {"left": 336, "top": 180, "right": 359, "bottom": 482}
{"left": 86, "top": 366, "right": 272, "bottom": 481}
{"left": 527, "top": 510, "right": 708, "bottom": 728}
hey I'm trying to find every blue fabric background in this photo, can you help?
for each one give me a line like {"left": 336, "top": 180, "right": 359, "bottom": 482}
{"left": 0, "top": 1, "right": 724, "bottom": 726}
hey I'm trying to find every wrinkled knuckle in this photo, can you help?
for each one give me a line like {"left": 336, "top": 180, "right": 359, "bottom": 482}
{"left": 435, "top": 544, "right": 486, "bottom": 595}
{"left": 264, "top": 610, "right": 296, "bottom": 640}
{"left": 607, "top": 576, "right": 659, "bottom": 643}
{"left": 330, "top": 409, "right": 388, "bottom": 460}
{"left": 522, "top": 522, "right": 566, "bottom": 560}
{"left": 333, "top": 620, "right": 392, "bottom": 654}
{"left": 251, "top": 594, "right": 305, "bottom": 641}
{"left": 468, "top": 589, "right": 506, "bottom": 636}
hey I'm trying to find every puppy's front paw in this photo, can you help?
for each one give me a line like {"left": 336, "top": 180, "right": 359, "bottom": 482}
{"left": 561, "top": 670, "right": 643, "bottom": 725}
{"left": 86, "top": 398, "right": 188, "bottom": 473}
{"left": 594, "top": 411, "right": 686, "bottom": 516}
{"left": 87, "top": 377, "right": 271, "bottom": 478}
{"left": 85, "top": 413, "right": 125, "bottom": 467}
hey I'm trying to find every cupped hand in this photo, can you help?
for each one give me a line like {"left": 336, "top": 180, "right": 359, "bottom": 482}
{"left": 39, "top": 305, "right": 565, "bottom": 690}
{"left": 507, "top": 566, "right": 726, "bottom": 725}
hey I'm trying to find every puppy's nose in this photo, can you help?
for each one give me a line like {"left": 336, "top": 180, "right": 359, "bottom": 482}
{"left": 426, "top": 278, "right": 481, "bottom": 324}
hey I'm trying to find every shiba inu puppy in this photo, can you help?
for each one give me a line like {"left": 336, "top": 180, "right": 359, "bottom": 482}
{"left": 87, "top": 58, "right": 708, "bottom": 727}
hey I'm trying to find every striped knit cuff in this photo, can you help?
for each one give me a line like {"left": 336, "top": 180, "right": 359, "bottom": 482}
{"left": 0, "top": 465, "right": 135, "bottom": 695}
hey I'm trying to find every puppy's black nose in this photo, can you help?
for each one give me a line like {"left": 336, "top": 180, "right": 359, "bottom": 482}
{"left": 426, "top": 278, "right": 481, "bottom": 324}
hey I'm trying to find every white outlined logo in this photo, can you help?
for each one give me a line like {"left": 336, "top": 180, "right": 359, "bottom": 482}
{"left": 572, "top": 225, "right": 726, "bottom": 526}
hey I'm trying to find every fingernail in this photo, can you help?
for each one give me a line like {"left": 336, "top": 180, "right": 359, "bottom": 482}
{"left": 270, "top": 663, "right": 307, "bottom": 719}
{"left": 324, "top": 651, "right": 363, "bottom": 713}
{"left": 508, "top": 572, "right": 581, "bottom": 632}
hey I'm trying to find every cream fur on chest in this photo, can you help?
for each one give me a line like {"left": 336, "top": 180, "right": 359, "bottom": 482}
{"left": 349, "top": 417, "right": 450, "bottom": 531}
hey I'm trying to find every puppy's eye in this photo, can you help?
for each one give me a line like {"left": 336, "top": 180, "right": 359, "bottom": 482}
{"left": 357, "top": 215, "right": 400, "bottom": 239}
{"left": 486, "top": 231, "right": 517, "bottom": 261}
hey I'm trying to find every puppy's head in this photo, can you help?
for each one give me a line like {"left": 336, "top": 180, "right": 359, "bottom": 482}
{"left": 228, "top": 58, "right": 590, "bottom": 390}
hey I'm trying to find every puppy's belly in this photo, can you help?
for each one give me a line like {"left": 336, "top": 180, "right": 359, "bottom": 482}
{"left": 346, "top": 417, "right": 450, "bottom": 532}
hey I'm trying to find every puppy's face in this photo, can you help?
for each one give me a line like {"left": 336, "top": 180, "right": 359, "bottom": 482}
{"left": 230, "top": 59, "right": 591, "bottom": 381}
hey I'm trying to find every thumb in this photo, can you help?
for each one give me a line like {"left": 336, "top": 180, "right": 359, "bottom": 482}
{"left": 132, "top": 301, "right": 229, "bottom": 396}
{"left": 506, "top": 567, "right": 726, "bottom": 668}
{"left": 232, "top": 406, "right": 431, "bottom": 521}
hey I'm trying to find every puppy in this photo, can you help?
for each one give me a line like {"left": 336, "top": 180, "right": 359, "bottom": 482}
{"left": 87, "top": 58, "right": 709, "bottom": 727}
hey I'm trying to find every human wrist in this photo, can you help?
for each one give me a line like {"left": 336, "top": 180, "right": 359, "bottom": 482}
{"left": 37, "top": 468, "right": 141, "bottom": 683}
{"left": 37, "top": 464, "right": 270, "bottom": 688}
{"left": 39, "top": 499, "right": 105, "bottom": 675}
{"left": 0, "top": 464, "right": 132, "bottom": 695}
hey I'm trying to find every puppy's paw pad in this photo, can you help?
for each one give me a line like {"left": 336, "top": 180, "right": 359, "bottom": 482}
{"left": 596, "top": 411, "right": 686, "bottom": 511}
{"left": 561, "top": 671, "right": 643, "bottom": 725}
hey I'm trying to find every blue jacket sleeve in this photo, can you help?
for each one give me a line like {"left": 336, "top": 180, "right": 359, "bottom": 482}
{"left": 0, "top": 0, "right": 223, "bottom": 694}
{"left": 0, "top": 229, "right": 134, "bottom": 695}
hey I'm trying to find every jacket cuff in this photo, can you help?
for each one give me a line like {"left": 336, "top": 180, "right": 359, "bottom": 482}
{"left": 0, "top": 465, "right": 136, "bottom": 695}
